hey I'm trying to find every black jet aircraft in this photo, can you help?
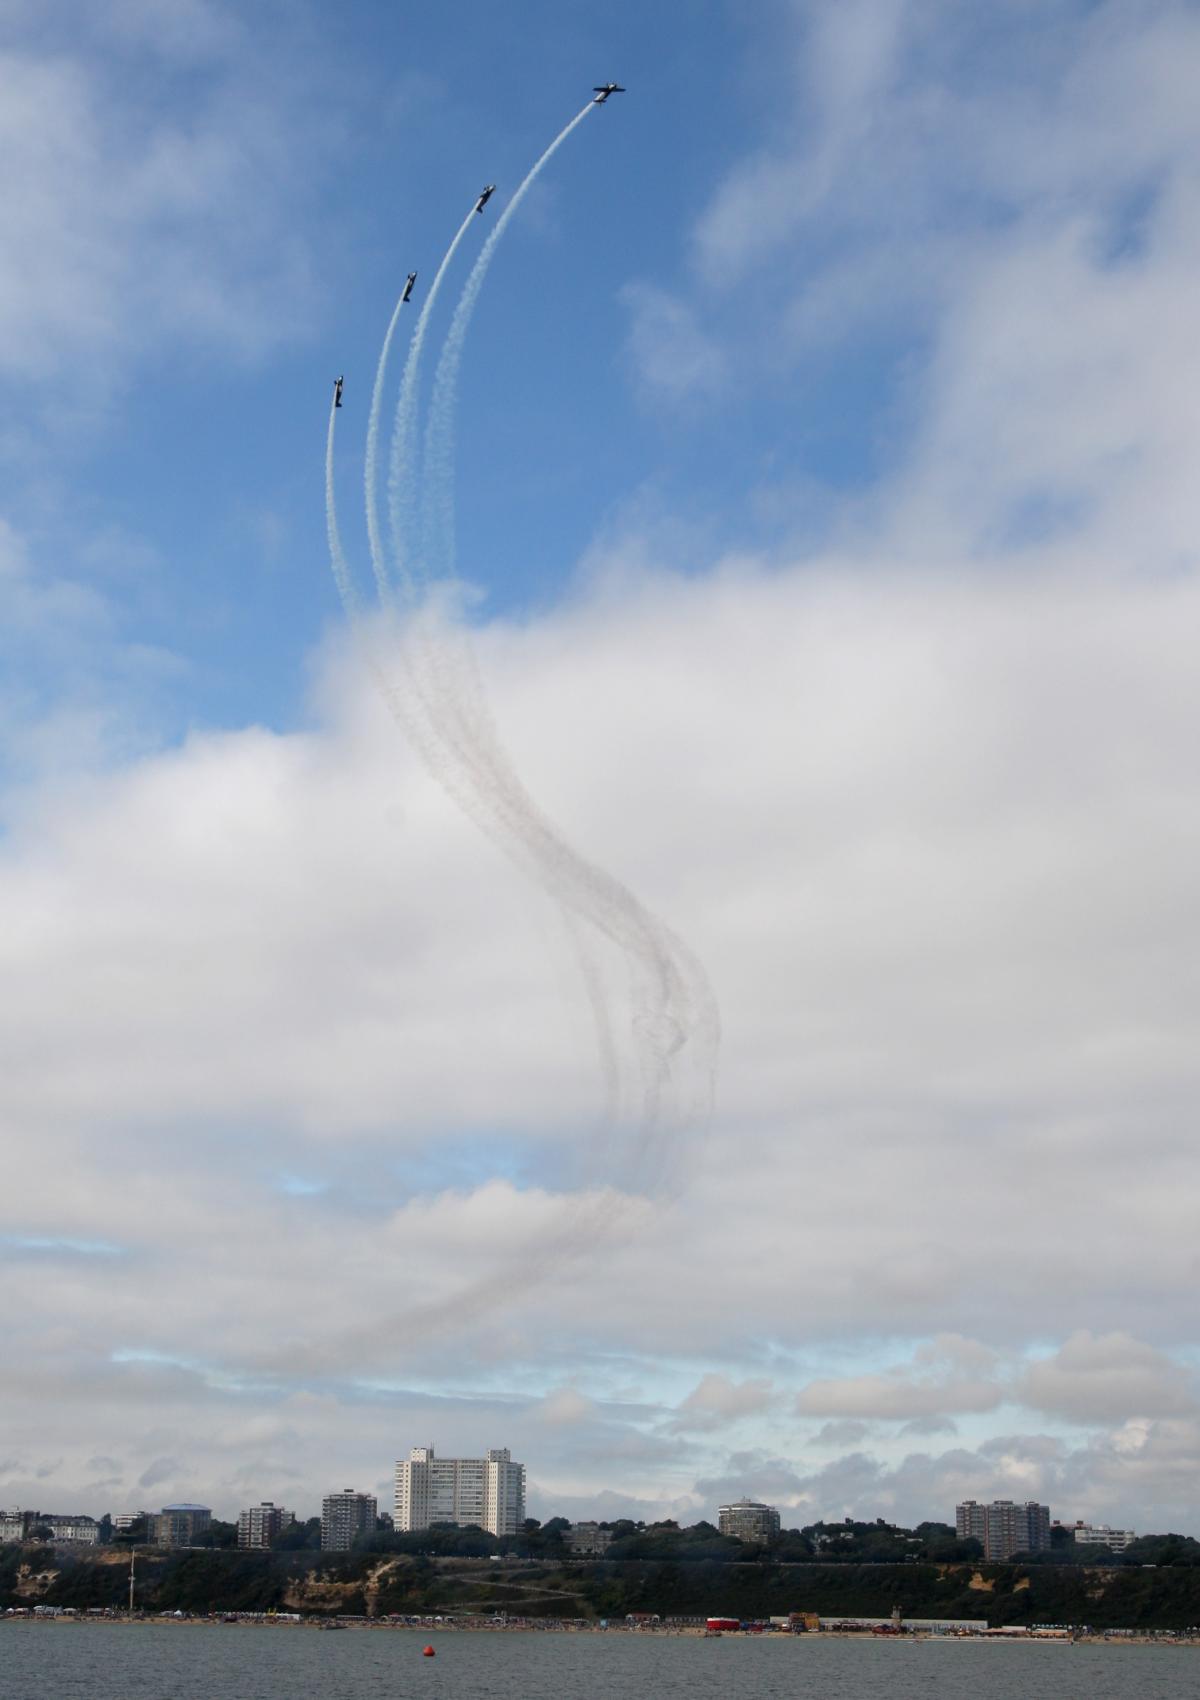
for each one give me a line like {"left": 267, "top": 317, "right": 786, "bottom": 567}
{"left": 333, "top": 375, "right": 344, "bottom": 408}
{"left": 402, "top": 272, "right": 417, "bottom": 303}
{"left": 474, "top": 184, "right": 496, "bottom": 214}
{"left": 593, "top": 83, "right": 625, "bottom": 104}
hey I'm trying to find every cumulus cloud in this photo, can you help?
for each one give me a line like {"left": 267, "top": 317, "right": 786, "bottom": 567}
{"left": 897, "top": 1416, "right": 958, "bottom": 1438}
{"left": 1019, "top": 1332, "right": 1198, "bottom": 1424}
{"left": 811, "top": 1421, "right": 872, "bottom": 1449}
{"left": 0, "top": 1, "right": 329, "bottom": 396}
{"left": 622, "top": 283, "right": 727, "bottom": 403}
{"left": 4, "top": 552, "right": 1200, "bottom": 1512}
{"left": 796, "top": 1372, "right": 1002, "bottom": 1422}
{"left": 535, "top": 1387, "right": 596, "bottom": 1426}
{"left": 795, "top": 1337, "right": 1005, "bottom": 1423}
{"left": 670, "top": 1374, "right": 776, "bottom": 1432}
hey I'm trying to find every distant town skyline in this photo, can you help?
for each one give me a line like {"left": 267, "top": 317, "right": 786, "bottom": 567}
{"left": 4, "top": 1471, "right": 1171, "bottom": 1563}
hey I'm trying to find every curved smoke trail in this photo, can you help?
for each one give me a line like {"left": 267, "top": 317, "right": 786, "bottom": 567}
{"left": 326, "top": 391, "right": 360, "bottom": 619}
{"left": 410, "top": 100, "right": 718, "bottom": 1186}
{"left": 313, "top": 101, "right": 719, "bottom": 1369}
{"left": 384, "top": 207, "right": 478, "bottom": 601}
{"left": 419, "top": 100, "right": 594, "bottom": 589}
{"left": 363, "top": 288, "right": 410, "bottom": 606}
{"left": 394, "top": 105, "right": 602, "bottom": 774}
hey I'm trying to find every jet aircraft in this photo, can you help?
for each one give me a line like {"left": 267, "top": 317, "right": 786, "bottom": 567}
{"left": 402, "top": 272, "right": 417, "bottom": 302}
{"left": 593, "top": 83, "right": 625, "bottom": 104}
{"left": 474, "top": 184, "right": 496, "bottom": 214}
{"left": 333, "top": 375, "right": 344, "bottom": 408}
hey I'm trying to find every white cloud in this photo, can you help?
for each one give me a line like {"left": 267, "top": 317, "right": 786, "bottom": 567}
{"left": 797, "top": 1378, "right": 999, "bottom": 1421}
{"left": 621, "top": 283, "right": 727, "bottom": 403}
{"left": 1019, "top": 1333, "right": 1198, "bottom": 1424}
{"left": 671, "top": 1374, "right": 775, "bottom": 1431}
{"left": 0, "top": 2, "right": 328, "bottom": 395}
{"left": 796, "top": 1338, "right": 1007, "bottom": 1422}
{"left": 4, "top": 550, "right": 1200, "bottom": 1514}
{"left": 535, "top": 1387, "right": 596, "bottom": 1426}
{"left": 811, "top": 1420, "right": 872, "bottom": 1449}
{"left": 670, "top": 0, "right": 1200, "bottom": 574}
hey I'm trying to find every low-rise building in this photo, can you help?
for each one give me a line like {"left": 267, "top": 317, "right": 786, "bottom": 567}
{"left": 113, "top": 1512, "right": 155, "bottom": 1536}
{"left": 817, "top": 1616, "right": 988, "bottom": 1633}
{"left": 1073, "top": 1522, "right": 1135, "bottom": 1551}
{"left": 718, "top": 1499, "right": 781, "bottom": 1543}
{"left": 46, "top": 1515, "right": 99, "bottom": 1545}
{"left": 237, "top": 1502, "right": 296, "bottom": 1550}
{"left": 566, "top": 1521, "right": 613, "bottom": 1556}
{"left": 321, "top": 1489, "right": 377, "bottom": 1552}
{"left": 0, "top": 1510, "right": 98, "bottom": 1544}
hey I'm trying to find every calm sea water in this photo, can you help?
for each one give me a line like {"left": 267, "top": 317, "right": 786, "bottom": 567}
{"left": 1, "top": 1621, "right": 1195, "bottom": 1700}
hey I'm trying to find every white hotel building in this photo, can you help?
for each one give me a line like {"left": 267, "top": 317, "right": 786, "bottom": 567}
{"left": 1073, "top": 1522, "right": 1136, "bottom": 1551}
{"left": 394, "top": 1446, "right": 526, "bottom": 1537}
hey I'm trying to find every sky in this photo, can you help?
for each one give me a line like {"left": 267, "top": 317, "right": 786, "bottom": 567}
{"left": 4, "top": 0, "right": 1200, "bottom": 1537}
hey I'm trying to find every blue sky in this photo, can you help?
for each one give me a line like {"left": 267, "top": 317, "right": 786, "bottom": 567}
{"left": 5, "top": 0, "right": 1200, "bottom": 1535}
{"left": 6, "top": 0, "right": 778, "bottom": 747}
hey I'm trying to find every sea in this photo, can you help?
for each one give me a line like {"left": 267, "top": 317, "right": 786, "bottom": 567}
{"left": 1, "top": 1621, "right": 1195, "bottom": 1700}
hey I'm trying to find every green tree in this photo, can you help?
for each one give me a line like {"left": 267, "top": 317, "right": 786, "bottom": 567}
{"left": 192, "top": 1519, "right": 238, "bottom": 1550}
{"left": 274, "top": 1516, "right": 322, "bottom": 1552}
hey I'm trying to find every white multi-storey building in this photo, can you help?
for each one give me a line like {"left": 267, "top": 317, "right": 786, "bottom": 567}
{"left": 0, "top": 1510, "right": 99, "bottom": 1544}
{"left": 394, "top": 1446, "right": 526, "bottom": 1537}
{"left": 46, "top": 1514, "right": 99, "bottom": 1545}
{"left": 1073, "top": 1522, "right": 1136, "bottom": 1551}
{"left": 718, "top": 1499, "right": 781, "bottom": 1543}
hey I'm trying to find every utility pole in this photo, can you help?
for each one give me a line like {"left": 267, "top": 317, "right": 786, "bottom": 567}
{"left": 128, "top": 1547, "right": 136, "bottom": 1614}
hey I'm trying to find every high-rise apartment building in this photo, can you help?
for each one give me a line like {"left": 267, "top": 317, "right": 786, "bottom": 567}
{"left": 956, "top": 1499, "right": 1050, "bottom": 1560}
{"left": 394, "top": 1446, "right": 526, "bottom": 1537}
{"left": 154, "top": 1504, "right": 213, "bottom": 1548}
{"left": 237, "top": 1501, "right": 295, "bottom": 1550}
{"left": 320, "top": 1489, "right": 377, "bottom": 1552}
{"left": 718, "top": 1499, "right": 782, "bottom": 1543}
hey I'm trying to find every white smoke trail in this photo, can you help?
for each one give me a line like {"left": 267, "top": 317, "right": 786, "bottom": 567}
{"left": 394, "top": 107, "right": 601, "bottom": 773}
{"left": 328, "top": 384, "right": 447, "bottom": 772}
{"left": 420, "top": 100, "right": 594, "bottom": 589}
{"left": 309, "top": 102, "right": 719, "bottom": 1372}
{"left": 343, "top": 99, "right": 720, "bottom": 1210}
{"left": 391, "top": 98, "right": 718, "bottom": 1203}
{"left": 325, "top": 391, "right": 361, "bottom": 620}
{"left": 385, "top": 207, "right": 478, "bottom": 601}
{"left": 388, "top": 106, "right": 600, "bottom": 787}
{"left": 362, "top": 289, "right": 409, "bottom": 606}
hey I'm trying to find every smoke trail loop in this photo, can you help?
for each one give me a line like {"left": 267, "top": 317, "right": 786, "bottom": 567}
{"left": 317, "top": 97, "right": 720, "bottom": 1370}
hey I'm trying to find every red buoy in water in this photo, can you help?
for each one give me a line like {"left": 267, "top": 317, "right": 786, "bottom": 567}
{"left": 422, "top": 1644, "right": 435, "bottom": 1657}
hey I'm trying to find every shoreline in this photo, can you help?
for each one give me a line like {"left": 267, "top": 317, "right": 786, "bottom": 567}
{"left": 5, "top": 1613, "right": 1199, "bottom": 1647}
